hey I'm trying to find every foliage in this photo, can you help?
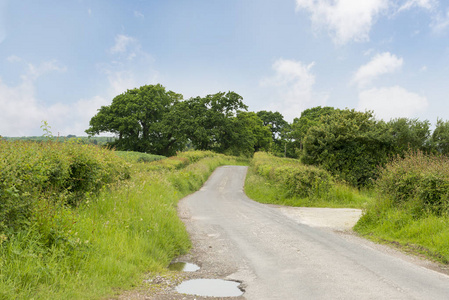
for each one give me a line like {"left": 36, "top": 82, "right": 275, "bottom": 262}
{"left": 301, "top": 109, "right": 391, "bottom": 187}
{"left": 291, "top": 106, "right": 336, "bottom": 147}
{"left": 86, "top": 84, "right": 184, "bottom": 156}
{"left": 387, "top": 118, "right": 431, "bottom": 155}
{"left": 226, "top": 111, "right": 272, "bottom": 157}
{"left": 375, "top": 151, "right": 449, "bottom": 215}
{"left": 256, "top": 110, "right": 294, "bottom": 157}
{"left": 246, "top": 152, "right": 372, "bottom": 208}
{"left": 431, "top": 118, "right": 449, "bottom": 155}
{"left": 115, "top": 151, "right": 165, "bottom": 163}
{"left": 0, "top": 151, "right": 243, "bottom": 299}
{"left": 354, "top": 150, "right": 449, "bottom": 264}
{"left": 0, "top": 140, "right": 129, "bottom": 235}
{"left": 252, "top": 152, "right": 333, "bottom": 199}
{"left": 170, "top": 91, "right": 248, "bottom": 152}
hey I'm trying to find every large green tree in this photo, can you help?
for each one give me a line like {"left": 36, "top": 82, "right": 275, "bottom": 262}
{"left": 86, "top": 84, "right": 185, "bottom": 156}
{"left": 256, "top": 110, "right": 294, "bottom": 157}
{"left": 172, "top": 91, "right": 248, "bottom": 152}
{"left": 227, "top": 111, "right": 272, "bottom": 156}
{"left": 302, "top": 109, "right": 391, "bottom": 187}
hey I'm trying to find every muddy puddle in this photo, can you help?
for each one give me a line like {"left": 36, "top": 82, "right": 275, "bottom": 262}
{"left": 175, "top": 279, "right": 244, "bottom": 297}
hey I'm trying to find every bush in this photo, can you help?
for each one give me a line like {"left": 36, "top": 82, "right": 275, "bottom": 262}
{"left": 0, "top": 140, "right": 130, "bottom": 234}
{"left": 376, "top": 151, "right": 449, "bottom": 215}
{"left": 253, "top": 152, "right": 333, "bottom": 199}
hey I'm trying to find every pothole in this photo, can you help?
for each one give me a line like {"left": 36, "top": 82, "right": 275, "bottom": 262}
{"left": 168, "top": 262, "right": 200, "bottom": 272}
{"left": 175, "top": 279, "right": 244, "bottom": 297}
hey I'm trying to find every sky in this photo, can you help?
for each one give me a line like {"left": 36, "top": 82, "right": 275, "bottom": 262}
{"left": 1, "top": 0, "right": 449, "bottom": 136}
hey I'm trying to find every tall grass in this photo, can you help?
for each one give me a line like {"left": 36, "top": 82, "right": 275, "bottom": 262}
{"left": 245, "top": 152, "right": 372, "bottom": 208}
{"left": 355, "top": 151, "right": 449, "bottom": 263}
{"left": 0, "top": 145, "right": 245, "bottom": 299}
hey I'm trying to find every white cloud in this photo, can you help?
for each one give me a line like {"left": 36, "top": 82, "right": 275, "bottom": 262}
{"left": 357, "top": 86, "right": 428, "bottom": 120}
{"left": 398, "top": 0, "right": 436, "bottom": 12}
{"left": 296, "top": 0, "right": 389, "bottom": 44}
{"left": 431, "top": 9, "right": 449, "bottom": 33}
{"left": 0, "top": 58, "right": 107, "bottom": 136}
{"left": 110, "top": 34, "right": 136, "bottom": 55}
{"left": 260, "top": 58, "right": 327, "bottom": 121}
{"left": 352, "top": 52, "right": 403, "bottom": 88}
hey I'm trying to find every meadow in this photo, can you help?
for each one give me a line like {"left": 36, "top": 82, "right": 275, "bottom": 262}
{"left": 0, "top": 140, "right": 245, "bottom": 299}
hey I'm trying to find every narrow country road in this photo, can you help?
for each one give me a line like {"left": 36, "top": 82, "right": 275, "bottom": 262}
{"left": 176, "top": 166, "right": 449, "bottom": 299}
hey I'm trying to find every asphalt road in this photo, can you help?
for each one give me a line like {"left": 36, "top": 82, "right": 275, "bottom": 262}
{"left": 178, "top": 166, "right": 449, "bottom": 299}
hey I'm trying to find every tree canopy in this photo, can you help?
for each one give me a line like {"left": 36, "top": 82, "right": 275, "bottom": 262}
{"left": 86, "top": 84, "right": 449, "bottom": 186}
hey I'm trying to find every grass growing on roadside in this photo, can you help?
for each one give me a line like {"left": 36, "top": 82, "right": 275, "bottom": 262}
{"left": 354, "top": 151, "right": 449, "bottom": 264}
{"left": 115, "top": 151, "right": 166, "bottom": 163}
{"left": 0, "top": 149, "right": 245, "bottom": 300}
{"left": 245, "top": 152, "right": 372, "bottom": 208}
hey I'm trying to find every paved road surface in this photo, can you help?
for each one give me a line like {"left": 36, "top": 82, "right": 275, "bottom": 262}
{"left": 178, "top": 166, "right": 449, "bottom": 299}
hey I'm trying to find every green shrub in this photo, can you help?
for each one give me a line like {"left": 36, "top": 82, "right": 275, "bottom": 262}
{"left": 0, "top": 140, "right": 129, "bottom": 234}
{"left": 253, "top": 152, "right": 333, "bottom": 199}
{"left": 376, "top": 151, "right": 449, "bottom": 215}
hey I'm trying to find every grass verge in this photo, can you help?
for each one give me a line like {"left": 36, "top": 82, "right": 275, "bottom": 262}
{"left": 245, "top": 152, "right": 372, "bottom": 208}
{"left": 0, "top": 150, "right": 246, "bottom": 299}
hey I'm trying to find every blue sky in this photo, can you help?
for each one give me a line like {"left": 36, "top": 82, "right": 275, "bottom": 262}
{"left": 1, "top": 0, "right": 449, "bottom": 136}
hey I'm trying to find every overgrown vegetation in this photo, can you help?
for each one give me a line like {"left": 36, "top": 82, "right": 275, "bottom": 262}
{"left": 355, "top": 151, "right": 449, "bottom": 263}
{"left": 0, "top": 141, "right": 244, "bottom": 299}
{"left": 245, "top": 152, "right": 372, "bottom": 208}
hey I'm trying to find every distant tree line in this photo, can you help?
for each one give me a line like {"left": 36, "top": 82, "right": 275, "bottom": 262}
{"left": 86, "top": 84, "right": 449, "bottom": 187}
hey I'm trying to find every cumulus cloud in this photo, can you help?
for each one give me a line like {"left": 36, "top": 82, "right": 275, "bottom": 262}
{"left": 296, "top": 0, "right": 389, "bottom": 44}
{"left": 352, "top": 52, "right": 403, "bottom": 88}
{"left": 357, "top": 86, "right": 428, "bottom": 120}
{"left": 0, "top": 58, "right": 108, "bottom": 136}
{"left": 260, "top": 58, "right": 327, "bottom": 121}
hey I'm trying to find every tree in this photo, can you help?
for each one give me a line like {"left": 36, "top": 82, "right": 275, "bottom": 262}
{"left": 302, "top": 109, "right": 391, "bottom": 187}
{"left": 226, "top": 112, "right": 272, "bottom": 156}
{"left": 291, "top": 106, "right": 336, "bottom": 145}
{"left": 174, "top": 91, "right": 248, "bottom": 153}
{"left": 387, "top": 118, "right": 430, "bottom": 155}
{"left": 86, "top": 84, "right": 185, "bottom": 156}
{"left": 431, "top": 118, "right": 449, "bottom": 155}
{"left": 256, "top": 111, "right": 294, "bottom": 157}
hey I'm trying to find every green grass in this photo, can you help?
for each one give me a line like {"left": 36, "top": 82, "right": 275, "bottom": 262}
{"left": 245, "top": 152, "right": 372, "bottom": 209}
{"left": 115, "top": 151, "right": 165, "bottom": 163}
{"left": 353, "top": 151, "right": 449, "bottom": 264}
{"left": 0, "top": 150, "right": 245, "bottom": 299}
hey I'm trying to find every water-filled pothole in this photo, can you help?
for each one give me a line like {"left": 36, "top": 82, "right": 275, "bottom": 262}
{"left": 176, "top": 279, "right": 244, "bottom": 297}
{"left": 168, "top": 262, "right": 200, "bottom": 272}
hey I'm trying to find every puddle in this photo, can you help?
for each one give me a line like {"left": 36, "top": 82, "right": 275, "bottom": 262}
{"left": 168, "top": 262, "right": 200, "bottom": 272}
{"left": 176, "top": 279, "right": 244, "bottom": 297}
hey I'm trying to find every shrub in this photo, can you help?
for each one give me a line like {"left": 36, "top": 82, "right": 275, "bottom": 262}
{"left": 0, "top": 140, "right": 129, "bottom": 234}
{"left": 253, "top": 152, "right": 333, "bottom": 199}
{"left": 375, "top": 151, "right": 449, "bottom": 215}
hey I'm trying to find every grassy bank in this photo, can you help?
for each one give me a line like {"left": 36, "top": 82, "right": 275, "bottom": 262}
{"left": 245, "top": 152, "right": 372, "bottom": 208}
{"left": 0, "top": 142, "right": 245, "bottom": 299}
{"left": 354, "top": 151, "right": 449, "bottom": 264}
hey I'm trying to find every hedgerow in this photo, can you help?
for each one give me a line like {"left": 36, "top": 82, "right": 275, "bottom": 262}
{"left": 375, "top": 151, "right": 449, "bottom": 216}
{"left": 253, "top": 152, "right": 333, "bottom": 199}
{"left": 0, "top": 140, "right": 130, "bottom": 234}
